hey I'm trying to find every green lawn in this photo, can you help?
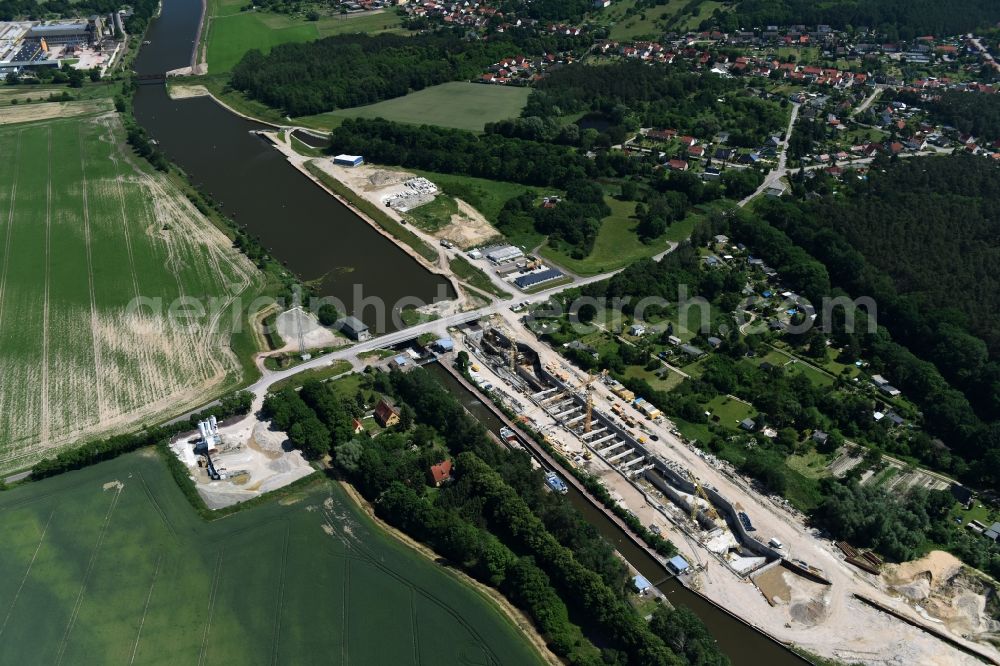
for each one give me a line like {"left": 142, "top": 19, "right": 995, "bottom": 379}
{"left": 204, "top": 0, "right": 407, "bottom": 72}
{"left": 0, "top": 114, "right": 261, "bottom": 473}
{"left": 623, "top": 364, "right": 684, "bottom": 392}
{"left": 322, "top": 82, "right": 531, "bottom": 133}
{"left": 786, "top": 450, "right": 832, "bottom": 480}
{"left": 268, "top": 359, "right": 353, "bottom": 392}
{"left": 0, "top": 451, "right": 544, "bottom": 664}
{"left": 542, "top": 197, "right": 669, "bottom": 276}
{"left": 451, "top": 255, "right": 511, "bottom": 298}
{"left": 406, "top": 170, "right": 546, "bottom": 228}
{"left": 405, "top": 195, "right": 458, "bottom": 233}
{"left": 704, "top": 395, "right": 755, "bottom": 430}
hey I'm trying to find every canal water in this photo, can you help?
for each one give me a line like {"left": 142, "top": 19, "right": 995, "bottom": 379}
{"left": 130, "top": 0, "right": 453, "bottom": 327}
{"left": 425, "top": 362, "right": 807, "bottom": 666}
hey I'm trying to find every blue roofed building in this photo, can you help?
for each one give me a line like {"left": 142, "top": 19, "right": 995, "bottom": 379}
{"left": 514, "top": 268, "right": 563, "bottom": 290}
{"left": 668, "top": 555, "right": 691, "bottom": 574}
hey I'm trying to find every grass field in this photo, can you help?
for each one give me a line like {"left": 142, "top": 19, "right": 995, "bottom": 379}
{"left": 204, "top": 0, "right": 408, "bottom": 72}
{"left": 320, "top": 82, "right": 531, "bottom": 133}
{"left": 0, "top": 113, "right": 260, "bottom": 473}
{"left": 0, "top": 451, "right": 543, "bottom": 664}
{"left": 542, "top": 197, "right": 670, "bottom": 276}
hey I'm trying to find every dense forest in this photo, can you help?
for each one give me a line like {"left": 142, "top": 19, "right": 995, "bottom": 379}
{"left": 262, "top": 370, "right": 728, "bottom": 666}
{"left": 230, "top": 29, "right": 588, "bottom": 116}
{"left": 327, "top": 118, "right": 601, "bottom": 187}
{"left": 777, "top": 156, "right": 1000, "bottom": 399}
{"left": 896, "top": 90, "right": 1000, "bottom": 142}
{"left": 527, "top": 62, "right": 787, "bottom": 148}
{"left": 724, "top": 0, "right": 1000, "bottom": 38}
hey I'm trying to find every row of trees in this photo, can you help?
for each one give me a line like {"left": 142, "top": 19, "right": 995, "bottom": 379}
{"left": 31, "top": 391, "right": 254, "bottom": 479}
{"left": 725, "top": 0, "right": 1000, "bottom": 39}
{"left": 327, "top": 118, "right": 598, "bottom": 187}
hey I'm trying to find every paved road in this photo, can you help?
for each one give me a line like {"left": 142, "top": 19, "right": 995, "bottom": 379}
{"left": 739, "top": 102, "right": 800, "bottom": 206}
{"left": 850, "top": 85, "right": 884, "bottom": 118}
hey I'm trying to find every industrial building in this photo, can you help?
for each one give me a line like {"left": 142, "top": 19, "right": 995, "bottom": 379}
{"left": 483, "top": 244, "right": 524, "bottom": 264}
{"left": 0, "top": 18, "right": 122, "bottom": 73}
{"left": 333, "top": 154, "right": 364, "bottom": 167}
{"left": 513, "top": 268, "right": 563, "bottom": 290}
{"left": 338, "top": 315, "right": 370, "bottom": 341}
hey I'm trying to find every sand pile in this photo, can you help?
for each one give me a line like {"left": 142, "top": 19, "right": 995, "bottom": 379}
{"left": 884, "top": 551, "right": 1000, "bottom": 643}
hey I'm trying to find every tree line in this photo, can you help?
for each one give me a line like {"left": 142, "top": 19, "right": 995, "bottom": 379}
{"left": 230, "top": 28, "right": 589, "bottom": 117}
{"left": 30, "top": 391, "right": 254, "bottom": 480}
{"left": 722, "top": 0, "right": 1000, "bottom": 39}
{"left": 327, "top": 118, "right": 599, "bottom": 187}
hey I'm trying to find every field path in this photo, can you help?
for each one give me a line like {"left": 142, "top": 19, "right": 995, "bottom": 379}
{"left": 0, "top": 507, "right": 55, "bottom": 639}
{"left": 55, "top": 483, "right": 124, "bottom": 665}
{"left": 39, "top": 129, "right": 52, "bottom": 442}
{"left": 0, "top": 130, "right": 21, "bottom": 341}
{"left": 128, "top": 554, "right": 163, "bottom": 666}
{"left": 198, "top": 548, "right": 225, "bottom": 666}
{"left": 77, "top": 126, "right": 108, "bottom": 422}
{"left": 270, "top": 525, "right": 290, "bottom": 666}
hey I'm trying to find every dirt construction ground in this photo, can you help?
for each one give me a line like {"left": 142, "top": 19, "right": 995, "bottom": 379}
{"left": 315, "top": 163, "right": 499, "bottom": 248}
{"left": 468, "top": 311, "right": 1000, "bottom": 666}
{"left": 169, "top": 415, "right": 314, "bottom": 510}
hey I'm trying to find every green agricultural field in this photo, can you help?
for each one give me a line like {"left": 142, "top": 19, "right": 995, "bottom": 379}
{"left": 204, "top": 0, "right": 408, "bottom": 73}
{"left": 322, "top": 82, "right": 531, "bottom": 132}
{"left": 0, "top": 452, "right": 544, "bottom": 664}
{"left": 0, "top": 113, "right": 260, "bottom": 473}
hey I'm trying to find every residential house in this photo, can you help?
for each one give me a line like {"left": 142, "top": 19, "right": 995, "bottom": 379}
{"left": 374, "top": 398, "right": 400, "bottom": 428}
{"left": 428, "top": 460, "right": 453, "bottom": 487}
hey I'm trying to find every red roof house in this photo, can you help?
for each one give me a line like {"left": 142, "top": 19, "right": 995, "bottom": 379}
{"left": 429, "top": 460, "right": 453, "bottom": 487}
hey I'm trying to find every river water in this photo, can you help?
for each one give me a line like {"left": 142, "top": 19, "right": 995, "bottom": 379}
{"left": 131, "top": 0, "right": 452, "bottom": 328}
{"left": 425, "top": 362, "right": 807, "bottom": 666}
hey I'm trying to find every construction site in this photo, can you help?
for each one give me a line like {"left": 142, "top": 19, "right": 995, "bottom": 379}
{"left": 466, "top": 322, "right": 801, "bottom": 581}
{"left": 445, "top": 313, "right": 997, "bottom": 665}
{"left": 168, "top": 415, "right": 315, "bottom": 509}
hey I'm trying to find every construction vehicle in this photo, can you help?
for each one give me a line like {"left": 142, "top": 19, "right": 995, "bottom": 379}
{"left": 582, "top": 369, "right": 608, "bottom": 433}
{"left": 687, "top": 471, "right": 720, "bottom": 523}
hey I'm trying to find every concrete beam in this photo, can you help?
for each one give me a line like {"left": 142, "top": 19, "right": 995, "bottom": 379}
{"left": 620, "top": 456, "right": 646, "bottom": 469}
{"left": 581, "top": 426, "right": 607, "bottom": 438}
{"left": 598, "top": 440, "right": 625, "bottom": 456}
{"left": 607, "top": 448, "right": 636, "bottom": 463}
{"left": 589, "top": 433, "right": 617, "bottom": 447}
